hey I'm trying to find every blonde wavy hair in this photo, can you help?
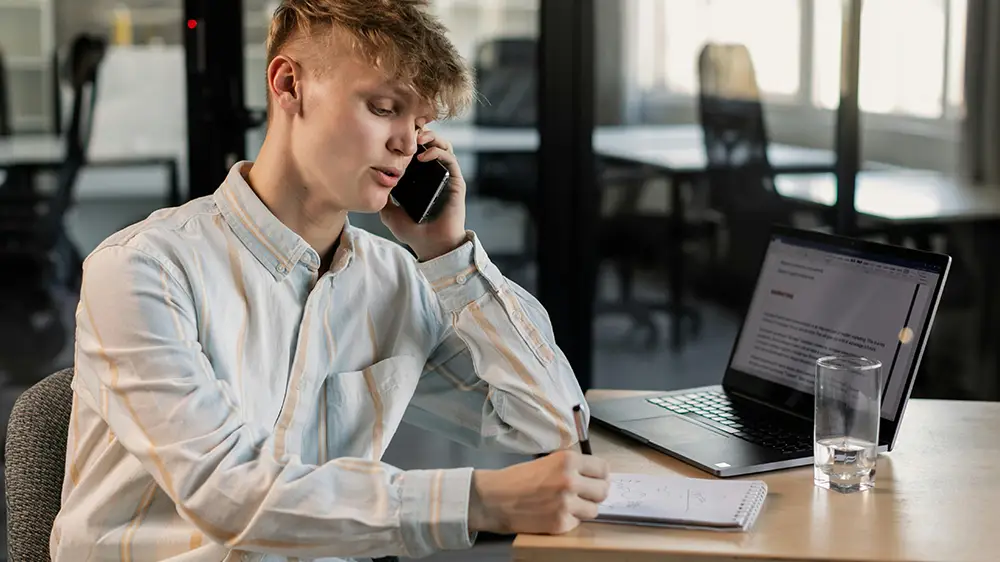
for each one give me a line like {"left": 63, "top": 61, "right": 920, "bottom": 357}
{"left": 265, "top": 0, "right": 474, "bottom": 120}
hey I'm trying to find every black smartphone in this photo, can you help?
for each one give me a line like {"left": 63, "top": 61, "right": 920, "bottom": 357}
{"left": 391, "top": 144, "right": 450, "bottom": 224}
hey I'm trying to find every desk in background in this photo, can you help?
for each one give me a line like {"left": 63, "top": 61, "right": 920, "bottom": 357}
{"left": 437, "top": 123, "right": 840, "bottom": 350}
{"left": 0, "top": 134, "right": 181, "bottom": 206}
{"left": 513, "top": 389, "right": 999, "bottom": 562}
{"left": 774, "top": 169, "right": 1000, "bottom": 224}
{"left": 436, "top": 123, "right": 838, "bottom": 173}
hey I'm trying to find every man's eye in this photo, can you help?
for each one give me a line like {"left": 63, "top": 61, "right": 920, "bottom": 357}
{"left": 370, "top": 104, "right": 394, "bottom": 117}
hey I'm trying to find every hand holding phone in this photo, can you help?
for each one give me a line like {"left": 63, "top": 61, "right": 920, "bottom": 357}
{"left": 380, "top": 131, "right": 468, "bottom": 262}
{"left": 391, "top": 144, "right": 451, "bottom": 224}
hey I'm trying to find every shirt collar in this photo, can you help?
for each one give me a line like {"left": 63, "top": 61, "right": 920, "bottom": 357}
{"left": 214, "top": 161, "right": 356, "bottom": 281}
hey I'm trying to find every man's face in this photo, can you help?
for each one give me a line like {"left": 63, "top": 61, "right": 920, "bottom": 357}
{"left": 289, "top": 53, "right": 435, "bottom": 214}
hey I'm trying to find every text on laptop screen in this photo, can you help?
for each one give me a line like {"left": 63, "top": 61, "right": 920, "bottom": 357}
{"left": 728, "top": 235, "right": 942, "bottom": 422}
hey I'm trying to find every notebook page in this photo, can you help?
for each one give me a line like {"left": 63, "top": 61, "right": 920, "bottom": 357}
{"left": 597, "top": 473, "right": 767, "bottom": 528}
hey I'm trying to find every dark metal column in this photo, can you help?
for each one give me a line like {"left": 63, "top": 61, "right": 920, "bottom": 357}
{"left": 834, "top": 0, "right": 863, "bottom": 235}
{"left": 183, "top": 0, "right": 248, "bottom": 200}
{"left": 537, "top": 0, "right": 597, "bottom": 390}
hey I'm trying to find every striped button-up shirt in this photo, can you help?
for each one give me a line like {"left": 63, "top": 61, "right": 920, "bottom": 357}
{"left": 52, "top": 162, "right": 588, "bottom": 561}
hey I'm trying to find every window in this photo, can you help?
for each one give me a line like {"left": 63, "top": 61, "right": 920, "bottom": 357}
{"left": 813, "top": 0, "right": 965, "bottom": 119}
{"left": 629, "top": 0, "right": 967, "bottom": 121}
{"left": 946, "top": 0, "right": 967, "bottom": 114}
{"left": 632, "top": 0, "right": 801, "bottom": 97}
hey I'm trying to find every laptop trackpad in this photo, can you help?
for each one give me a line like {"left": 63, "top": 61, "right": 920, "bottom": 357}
{"left": 619, "top": 416, "right": 730, "bottom": 447}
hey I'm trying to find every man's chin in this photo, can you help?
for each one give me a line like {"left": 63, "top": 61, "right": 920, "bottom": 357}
{"left": 353, "top": 192, "right": 392, "bottom": 214}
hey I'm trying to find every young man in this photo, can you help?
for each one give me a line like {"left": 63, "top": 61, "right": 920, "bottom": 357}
{"left": 51, "top": 1, "right": 609, "bottom": 560}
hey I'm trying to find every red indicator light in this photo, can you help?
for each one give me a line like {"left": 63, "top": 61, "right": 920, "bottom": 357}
{"left": 187, "top": 19, "right": 198, "bottom": 29}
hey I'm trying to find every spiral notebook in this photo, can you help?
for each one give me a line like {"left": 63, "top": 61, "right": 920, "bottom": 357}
{"left": 597, "top": 473, "right": 768, "bottom": 532}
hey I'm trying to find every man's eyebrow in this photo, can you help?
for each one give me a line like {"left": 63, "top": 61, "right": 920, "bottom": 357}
{"left": 390, "top": 84, "right": 414, "bottom": 97}
{"left": 370, "top": 83, "right": 436, "bottom": 121}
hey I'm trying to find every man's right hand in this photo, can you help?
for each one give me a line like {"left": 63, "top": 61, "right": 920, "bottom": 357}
{"left": 467, "top": 450, "right": 611, "bottom": 535}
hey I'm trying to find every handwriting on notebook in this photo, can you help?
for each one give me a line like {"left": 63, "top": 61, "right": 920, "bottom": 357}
{"left": 606, "top": 475, "right": 709, "bottom": 513}
{"left": 597, "top": 473, "right": 769, "bottom": 530}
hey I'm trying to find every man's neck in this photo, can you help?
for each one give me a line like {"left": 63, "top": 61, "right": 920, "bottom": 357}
{"left": 246, "top": 136, "right": 347, "bottom": 263}
{"left": 319, "top": 235, "right": 341, "bottom": 274}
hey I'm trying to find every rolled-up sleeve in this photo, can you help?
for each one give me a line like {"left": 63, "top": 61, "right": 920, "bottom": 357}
{"left": 74, "top": 244, "right": 474, "bottom": 559}
{"left": 405, "top": 231, "right": 589, "bottom": 454}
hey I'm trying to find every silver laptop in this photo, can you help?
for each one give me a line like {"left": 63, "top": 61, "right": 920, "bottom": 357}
{"left": 590, "top": 225, "right": 951, "bottom": 477}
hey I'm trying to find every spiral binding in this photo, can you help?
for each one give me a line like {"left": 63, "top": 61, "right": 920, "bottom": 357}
{"left": 732, "top": 481, "right": 769, "bottom": 528}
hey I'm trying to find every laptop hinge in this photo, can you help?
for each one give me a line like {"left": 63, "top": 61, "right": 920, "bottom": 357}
{"left": 725, "top": 388, "right": 812, "bottom": 422}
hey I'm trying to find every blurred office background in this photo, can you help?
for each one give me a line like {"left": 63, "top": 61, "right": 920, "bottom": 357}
{"left": 1, "top": 0, "right": 997, "bottom": 560}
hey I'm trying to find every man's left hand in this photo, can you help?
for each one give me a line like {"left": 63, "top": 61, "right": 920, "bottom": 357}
{"left": 380, "top": 128, "right": 468, "bottom": 261}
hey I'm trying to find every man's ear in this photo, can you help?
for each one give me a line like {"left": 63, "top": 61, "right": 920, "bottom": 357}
{"left": 267, "top": 55, "right": 303, "bottom": 116}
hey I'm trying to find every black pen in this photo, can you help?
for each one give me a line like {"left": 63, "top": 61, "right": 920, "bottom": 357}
{"left": 572, "top": 404, "right": 592, "bottom": 455}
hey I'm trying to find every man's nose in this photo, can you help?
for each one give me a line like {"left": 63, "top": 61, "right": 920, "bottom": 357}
{"left": 390, "top": 130, "right": 418, "bottom": 157}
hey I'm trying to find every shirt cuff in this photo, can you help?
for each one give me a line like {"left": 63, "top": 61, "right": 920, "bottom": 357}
{"left": 416, "top": 231, "right": 505, "bottom": 312}
{"left": 399, "top": 467, "right": 476, "bottom": 558}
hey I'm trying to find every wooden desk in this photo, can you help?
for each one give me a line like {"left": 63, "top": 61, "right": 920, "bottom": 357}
{"left": 775, "top": 170, "right": 1000, "bottom": 224}
{"left": 513, "top": 389, "right": 999, "bottom": 562}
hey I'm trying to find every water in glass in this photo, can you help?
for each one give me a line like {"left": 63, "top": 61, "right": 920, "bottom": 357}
{"left": 814, "top": 355, "right": 881, "bottom": 493}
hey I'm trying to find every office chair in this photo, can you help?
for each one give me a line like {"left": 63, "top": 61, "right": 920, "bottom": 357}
{"left": 696, "top": 43, "right": 802, "bottom": 304}
{"left": 0, "top": 34, "right": 106, "bottom": 385}
{"left": 5, "top": 367, "right": 74, "bottom": 561}
{"left": 60, "top": 34, "right": 106, "bottom": 161}
{"left": 471, "top": 37, "right": 539, "bottom": 275}
{"left": 0, "top": 45, "right": 11, "bottom": 137}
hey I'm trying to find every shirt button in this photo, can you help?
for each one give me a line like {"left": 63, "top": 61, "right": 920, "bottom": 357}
{"left": 512, "top": 311, "right": 523, "bottom": 322}
{"left": 276, "top": 264, "right": 287, "bottom": 274}
{"left": 456, "top": 273, "right": 467, "bottom": 285}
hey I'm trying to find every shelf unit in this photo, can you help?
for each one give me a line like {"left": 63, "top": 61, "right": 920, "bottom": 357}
{"left": 0, "top": 0, "right": 56, "bottom": 132}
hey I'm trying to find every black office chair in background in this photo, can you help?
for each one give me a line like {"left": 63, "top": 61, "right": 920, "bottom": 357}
{"left": 0, "top": 45, "right": 11, "bottom": 137}
{"left": 60, "top": 34, "right": 107, "bottom": 162}
{"left": 471, "top": 37, "right": 539, "bottom": 276}
{"left": 473, "top": 37, "right": 703, "bottom": 345}
{"left": 696, "top": 43, "right": 815, "bottom": 306}
{"left": 0, "top": 34, "right": 107, "bottom": 385}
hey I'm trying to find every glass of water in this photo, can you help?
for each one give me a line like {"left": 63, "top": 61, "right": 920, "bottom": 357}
{"left": 814, "top": 355, "right": 881, "bottom": 493}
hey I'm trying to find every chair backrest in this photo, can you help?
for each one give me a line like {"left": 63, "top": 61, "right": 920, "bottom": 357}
{"left": 0, "top": 46, "right": 11, "bottom": 137}
{"left": 473, "top": 37, "right": 536, "bottom": 128}
{"left": 5, "top": 367, "right": 74, "bottom": 562}
{"left": 472, "top": 38, "right": 538, "bottom": 209}
{"left": 697, "top": 43, "right": 774, "bottom": 182}
{"left": 60, "top": 34, "right": 107, "bottom": 162}
{"left": 697, "top": 42, "right": 791, "bottom": 288}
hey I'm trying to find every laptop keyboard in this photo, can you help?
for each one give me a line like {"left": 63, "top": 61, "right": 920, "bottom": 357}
{"left": 646, "top": 390, "right": 813, "bottom": 455}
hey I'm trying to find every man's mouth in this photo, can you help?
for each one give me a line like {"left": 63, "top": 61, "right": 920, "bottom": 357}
{"left": 372, "top": 167, "right": 402, "bottom": 188}
{"left": 373, "top": 167, "right": 401, "bottom": 178}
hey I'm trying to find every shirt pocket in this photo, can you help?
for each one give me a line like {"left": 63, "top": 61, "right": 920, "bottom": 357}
{"left": 322, "top": 355, "right": 421, "bottom": 461}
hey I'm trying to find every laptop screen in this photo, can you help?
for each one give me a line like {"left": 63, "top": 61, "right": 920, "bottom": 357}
{"left": 727, "top": 229, "right": 948, "bottom": 423}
